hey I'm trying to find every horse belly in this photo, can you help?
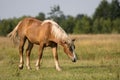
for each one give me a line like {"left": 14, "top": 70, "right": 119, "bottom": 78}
{"left": 27, "top": 35, "right": 39, "bottom": 44}
{"left": 26, "top": 31, "right": 49, "bottom": 45}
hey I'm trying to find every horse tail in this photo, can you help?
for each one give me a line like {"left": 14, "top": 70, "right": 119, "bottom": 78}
{"left": 7, "top": 21, "right": 22, "bottom": 44}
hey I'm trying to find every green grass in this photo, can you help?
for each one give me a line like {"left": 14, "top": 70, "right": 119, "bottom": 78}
{"left": 0, "top": 34, "right": 120, "bottom": 80}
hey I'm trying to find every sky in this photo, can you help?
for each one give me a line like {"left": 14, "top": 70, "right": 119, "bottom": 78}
{"left": 0, "top": 0, "right": 112, "bottom": 19}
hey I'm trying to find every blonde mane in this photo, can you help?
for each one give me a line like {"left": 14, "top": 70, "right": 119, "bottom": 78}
{"left": 42, "top": 20, "right": 71, "bottom": 43}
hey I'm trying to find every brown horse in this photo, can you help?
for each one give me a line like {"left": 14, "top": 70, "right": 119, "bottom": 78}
{"left": 8, "top": 17, "right": 77, "bottom": 71}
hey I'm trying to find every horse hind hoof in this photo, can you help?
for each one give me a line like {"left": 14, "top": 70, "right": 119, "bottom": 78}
{"left": 56, "top": 67, "right": 62, "bottom": 71}
{"left": 19, "top": 65, "right": 23, "bottom": 69}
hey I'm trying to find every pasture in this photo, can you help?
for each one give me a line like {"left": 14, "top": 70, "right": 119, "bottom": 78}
{"left": 0, "top": 34, "right": 120, "bottom": 80}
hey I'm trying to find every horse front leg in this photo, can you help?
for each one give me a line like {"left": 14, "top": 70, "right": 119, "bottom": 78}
{"left": 26, "top": 41, "right": 33, "bottom": 69}
{"left": 52, "top": 44, "right": 61, "bottom": 71}
{"left": 36, "top": 43, "right": 44, "bottom": 70}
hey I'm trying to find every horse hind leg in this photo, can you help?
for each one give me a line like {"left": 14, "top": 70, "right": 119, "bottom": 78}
{"left": 26, "top": 41, "right": 33, "bottom": 69}
{"left": 19, "top": 37, "right": 26, "bottom": 69}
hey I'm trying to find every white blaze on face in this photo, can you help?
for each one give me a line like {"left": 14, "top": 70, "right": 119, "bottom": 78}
{"left": 71, "top": 45, "right": 76, "bottom": 60}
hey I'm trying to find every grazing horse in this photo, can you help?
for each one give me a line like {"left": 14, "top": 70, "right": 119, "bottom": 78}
{"left": 8, "top": 17, "right": 77, "bottom": 71}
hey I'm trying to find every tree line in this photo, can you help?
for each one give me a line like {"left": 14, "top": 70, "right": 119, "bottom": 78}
{"left": 0, "top": 0, "right": 120, "bottom": 36}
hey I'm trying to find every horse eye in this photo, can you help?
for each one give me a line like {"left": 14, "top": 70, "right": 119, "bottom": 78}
{"left": 74, "top": 45, "right": 75, "bottom": 49}
{"left": 69, "top": 47, "right": 73, "bottom": 51}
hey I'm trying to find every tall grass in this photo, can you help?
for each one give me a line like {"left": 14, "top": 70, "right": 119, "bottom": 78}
{"left": 0, "top": 34, "right": 120, "bottom": 80}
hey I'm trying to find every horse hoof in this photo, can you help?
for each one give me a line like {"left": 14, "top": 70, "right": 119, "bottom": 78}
{"left": 19, "top": 65, "right": 23, "bottom": 69}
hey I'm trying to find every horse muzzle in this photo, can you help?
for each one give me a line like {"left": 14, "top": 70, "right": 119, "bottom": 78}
{"left": 72, "top": 57, "right": 77, "bottom": 62}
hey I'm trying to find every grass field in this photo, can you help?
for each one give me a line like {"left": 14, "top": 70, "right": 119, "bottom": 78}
{"left": 0, "top": 34, "right": 120, "bottom": 80}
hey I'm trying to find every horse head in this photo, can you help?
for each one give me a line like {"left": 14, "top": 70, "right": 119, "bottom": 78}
{"left": 61, "top": 39, "right": 77, "bottom": 62}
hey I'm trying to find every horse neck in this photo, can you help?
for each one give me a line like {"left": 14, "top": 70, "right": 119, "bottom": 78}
{"left": 58, "top": 39, "right": 70, "bottom": 48}
{"left": 50, "top": 31, "right": 71, "bottom": 47}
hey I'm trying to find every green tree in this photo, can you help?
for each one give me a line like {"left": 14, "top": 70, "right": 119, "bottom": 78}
{"left": 75, "top": 14, "right": 84, "bottom": 20}
{"left": 100, "top": 18, "right": 112, "bottom": 33}
{"left": 74, "top": 16, "right": 91, "bottom": 34}
{"left": 112, "top": 18, "right": 120, "bottom": 33}
{"left": 92, "top": 19, "right": 101, "bottom": 33}
{"left": 74, "top": 20, "right": 82, "bottom": 34}
{"left": 62, "top": 16, "right": 75, "bottom": 33}
{"left": 92, "top": 0, "right": 120, "bottom": 34}
{"left": 92, "top": 18, "right": 112, "bottom": 34}
{"left": 36, "top": 12, "right": 45, "bottom": 20}
{"left": 93, "top": 0, "right": 110, "bottom": 19}
{"left": 48, "top": 5, "right": 63, "bottom": 23}
{"left": 110, "top": 0, "right": 120, "bottom": 20}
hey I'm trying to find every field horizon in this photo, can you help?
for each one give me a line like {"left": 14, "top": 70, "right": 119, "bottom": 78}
{"left": 0, "top": 34, "right": 120, "bottom": 80}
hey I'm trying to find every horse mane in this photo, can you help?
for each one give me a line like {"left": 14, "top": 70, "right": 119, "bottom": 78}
{"left": 42, "top": 20, "right": 71, "bottom": 44}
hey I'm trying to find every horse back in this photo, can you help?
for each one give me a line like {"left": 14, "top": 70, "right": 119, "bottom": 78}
{"left": 18, "top": 17, "right": 52, "bottom": 44}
